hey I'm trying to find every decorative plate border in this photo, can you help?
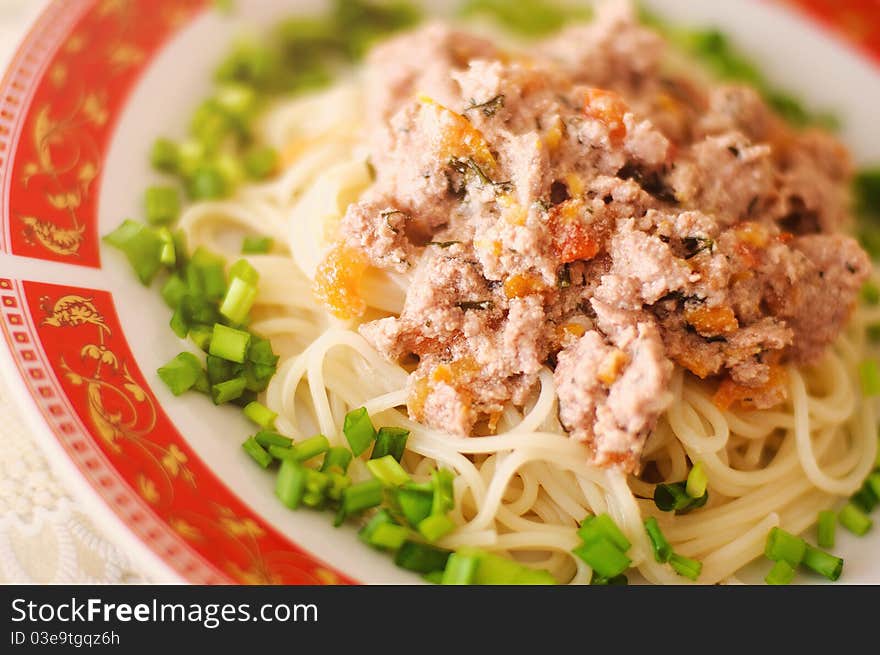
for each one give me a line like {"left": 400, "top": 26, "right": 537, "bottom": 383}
{"left": 0, "top": 0, "right": 875, "bottom": 585}
{"left": 0, "top": 280, "right": 352, "bottom": 584}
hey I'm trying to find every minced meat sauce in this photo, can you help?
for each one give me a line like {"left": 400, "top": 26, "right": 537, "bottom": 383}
{"left": 313, "top": 4, "right": 870, "bottom": 472}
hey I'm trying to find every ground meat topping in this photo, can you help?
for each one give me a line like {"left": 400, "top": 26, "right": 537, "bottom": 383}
{"left": 315, "top": 5, "right": 870, "bottom": 472}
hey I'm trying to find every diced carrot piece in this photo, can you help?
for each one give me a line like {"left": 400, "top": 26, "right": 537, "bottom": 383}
{"left": 684, "top": 304, "right": 739, "bottom": 337}
{"left": 583, "top": 88, "right": 629, "bottom": 144}
{"left": 550, "top": 199, "right": 601, "bottom": 264}
{"left": 313, "top": 243, "right": 368, "bottom": 320}
{"left": 504, "top": 273, "right": 547, "bottom": 299}
{"left": 713, "top": 364, "right": 788, "bottom": 410}
{"left": 419, "top": 95, "right": 495, "bottom": 171}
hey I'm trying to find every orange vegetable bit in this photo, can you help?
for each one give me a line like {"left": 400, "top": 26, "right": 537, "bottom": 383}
{"left": 503, "top": 272, "right": 547, "bottom": 299}
{"left": 583, "top": 88, "right": 629, "bottom": 144}
{"left": 713, "top": 363, "right": 789, "bottom": 410}
{"left": 312, "top": 243, "right": 369, "bottom": 320}
{"left": 419, "top": 95, "right": 496, "bottom": 171}
{"left": 684, "top": 304, "right": 739, "bottom": 337}
{"left": 550, "top": 199, "right": 602, "bottom": 264}
{"left": 407, "top": 357, "right": 478, "bottom": 422}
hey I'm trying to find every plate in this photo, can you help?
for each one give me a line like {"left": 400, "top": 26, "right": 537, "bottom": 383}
{"left": 0, "top": 0, "right": 878, "bottom": 584}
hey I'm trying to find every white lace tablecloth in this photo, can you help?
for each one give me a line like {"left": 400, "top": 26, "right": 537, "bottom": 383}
{"left": 0, "top": 0, "right": 143, "bottom": 584}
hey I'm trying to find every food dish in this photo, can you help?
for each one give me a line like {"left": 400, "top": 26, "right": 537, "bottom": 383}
{"left": 2, "top": 0, "right": 879, "bottom": 584}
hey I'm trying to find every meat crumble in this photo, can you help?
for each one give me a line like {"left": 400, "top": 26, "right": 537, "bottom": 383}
{"left": 314, "top": 4, "right": 870, "bottom": 472}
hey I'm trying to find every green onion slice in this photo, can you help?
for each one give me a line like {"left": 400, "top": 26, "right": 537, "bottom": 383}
{"left": 764, "top": 560, "right": 796, "bottom": 585}
{"left": 342, "top": 407, "right": 376, "bottom": 456}
{"left": 643, "top": 516, "right": 672, "bottom": 563}
{"left": 764, "top": 527, "right": 807, "bottom": 566}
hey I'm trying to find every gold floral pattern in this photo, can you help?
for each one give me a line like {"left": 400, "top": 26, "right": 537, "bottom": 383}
{"left": 42, "top": 294, "right": 195, "bottom": 492}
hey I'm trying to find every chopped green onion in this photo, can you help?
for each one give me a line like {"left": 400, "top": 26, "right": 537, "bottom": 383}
{"left": 169, "top": 305, "right": 189, "bottom": 339}
{"left": 254, "top": 430, "right": 292, "bottom": 449}
{"left": 431, "top": 468, "right": 455, "bottom": 516}
{"left": 765, "top": 560, "right": 796, "bottom": 585}
{"left": 326, "top": 472, "right": 350, "bottom": 501}
{"left": 423, "top": 571, "right": 443, "bottom": 584}
{"left": 181, "top": 294, "right": 222, "bottom": 327}
{"left": 851, "top": 481, "right": 878, "bottom": 514}
{"left": 211, "top": 376, "right": 246, "bottom": 404}
{"left": 359, "top": 509, "right": 397, "bottom": 546}
{"left": 103, "top": 219, "right": 165, "bottom": 285}
{"left": 242, "top": 436, "right": 272, "bottom": 468}
{"left": 242, "top": 235, "right": 274, "bottom": 254}
{"left": 802, "top": 544, "right": 843, "bottom": 581}
{"left": 458, "top": 0, "right": 588, "bottom": 37}
{"left": 394, "top": 541, "right": 451, "bottom": 574}
{"left": 229, "top": 258, "right": 259, "bottom": 285}
{"left": 838, "top": 503, "right": 873, "bottom": 536}
{"left": 187, "top": 247, "right": 227, "bottom": 299}
{"left": 291, "top": 434, "right": 330, "bottom": 462}
{"left": 157, "top": 227, "right": 176, "bottom": 266}
{"left": 395, "top": 484, "right": 434, "bottom": 527}
{"left": 686, "top": 461, "right": 708, "bottom": 498}
{"left": 654, "top": 481, "right": 708, "bottom": 514}
{"left": 867, "top": 472, "right": 880, "bottom": 498}
{"left": 205, "top": 353, "right": 241, "bottom": 384}
{"left": 441, "top": 552, "right": 479, "bottom": 585}
{"left": 368, "top": 522, "right": 409, "bottom": 550}
{"left": 859, "top": 359, "right": 880, "bottom": 396}
{"left": 578, "top": 514, "right": 631, "bottom": 552}
{"left": 209, "top": 324, "right": 251, "bottom": 363}
{"left": 219, "top": 277, "right": 257, "bottom": 324}
{"left": 463, "top": 548, "right": 556, "bottom": 585}
{"left": 572, "top": 537, "right": 631, "bottom": 579}
{"left": 177, "top": 140, "right": 206, "bottom": 178}
{"left": 244, "top": 145, "right": 279, "bottom": 180}
{"left": 268, "top": 444, "right": 296, "bottom": 460}
{"left": 366, "top": 454, "right": 410, "bottom": 486}
{"left": 342, "top": 406, "right": 376, "bottom": 456}
{"left": 231, "top": 389, "right": 258, "bottom": 408}
{"left": 171, "top": 229, "right": 188, "bottom": 269}
{"left": 644, "top": 517, "right": 672, "bottom": 563}
{"left": 215, "top": 83, "right": 258, "bottom": 122}
{"left": 247, "top": 336, "right": 278, "bottom": 365}
{"left": 418, "top": 514, "right": 455, "bottom": 542}
{"left": 302, "top": 469, "right": 330, "bottom": 508}
{"left": 371, "top": 426, "right": 409, "bottom": 462}
{"left": 161, "top": 275, "right": 188, "bottom": 309}
{"left": 669, "top": 553, "right": 702, "bottom": 581}
{"left": 243, "top": 401, "right": 277, "bottom": 428}
{"left": 275, "top": 458, "right": 306, "bottom": 509}
{"left": 764, "top": 527, "right": 807, "bottom": 566}
{"left": 190, "top": 99, "right": 234, "bottom": 150}
{"left": 192, "top": 369, "right": 211, "bottom": 394}
{"left": 157, "top": 352, "right": 204, "bottom": 396}
{"left": 215, "top": 39, "right": 278, "bottom": 89}
{"left": 187, "top": 163, "right": 229, "bottom": 200}
{"left": 817, "top": 510, "right": 836, "bottom": 549}
{"left": 341, "top": 479, "right": 383, "bottom": 515}
{"left": 150, "top": 137, "right": 179, "bottom": 173}
{"left": 321, "top": 447, "right": 353, "bottom": 474}
{"left": 188, "top": 324, "right": 213, "bottom": 352}
{"left": 243, "top": 361, "right": 272, "bottom": 392}
{"left": 144, "top": 186, "right": 180, "bottom": 225}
